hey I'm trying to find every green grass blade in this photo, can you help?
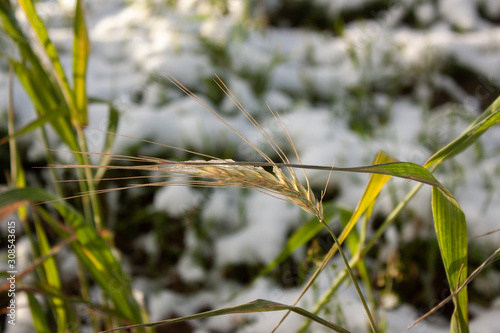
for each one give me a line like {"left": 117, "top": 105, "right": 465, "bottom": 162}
{"left": 298, "top": 181, "right": 426, "bottom": 333}
{"left": 100, "top": 299, "right": 351, "bottom": 333}
{"left": 410, "top": 247, "right": 500, "bottom": 329}
{"left": 211, "top": 159, "right": 449, "bottom": 195}
{"left": 27, "top": 293, "right": 52, "bottom": 333}
{"left": 260, "top": 218, "right": 324, "bottom": 277}
{"left": 341, "top": 205, "right": 376, "bottom": 310}
{"left": 424, "top": 95, "right": 500, "bottom": 168}
{"left": 432, "top": 188, "right": 468, "bottom": 332}
{"left": 0, "top": 106, "right": 65, "bottom": 145}
{"left": 1, "top": 8, "right": 82, "bottom": 153}
{"left": 18, "top": 0, "right": 77, "bottom": 122}
{"left": 9, "top": 60, "right": 81, "bottom": 153}
{"left": 334, "top": 161, "right": 450, "bottom": 196}
{"left": 9, "top": 60, "right": 56, "bottom": 116}
{"left": 0, "top": 188, "right": 146, "bottom": 326}
{"left": 72, "top": 0, "right": 89, "bottom": 126}
{"left": 33, "top": 216, "right": 67, "bottom": 332}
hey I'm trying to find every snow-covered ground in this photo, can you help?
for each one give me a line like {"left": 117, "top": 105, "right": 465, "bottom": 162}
{"left": 1, "top": 0, "right": 500, "bottom": 332}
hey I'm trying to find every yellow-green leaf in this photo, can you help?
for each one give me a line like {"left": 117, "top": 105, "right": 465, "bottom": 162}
{"left": 18, "top": 0, "right": 77, "bottom": 124}
{"left": 100, "top": 299, "right": 350, "bottom": 333}
{"left": 432, "top": 188, "right": 468, "bottom": 332}
{"left": 34, "top": 216, "right": 67, "bottom": 332}
{"left": 72, "top": 0, "right": 90, "bottom": 126}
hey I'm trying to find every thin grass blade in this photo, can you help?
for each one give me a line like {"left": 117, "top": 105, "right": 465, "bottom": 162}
{"left": 0, "top": 107, "right": 65, "bottom": 145}
{"left": 424, "top": 95, "right": 500, "bottom": 168}
{"left": 99, "top": 299, "right": 351, "bottom": 333}
{"left": 72, "top": 0, "right": 89, "bottom": 126}
{"left": 18, "top": 0, "right": 77, "bottom": 120}
{"left": 33, "top": 216, "right": 67, "bottom": 332}
{"left": 179, "top": 160, "right": 450, "bottom": 196}
{"left": 27, "top": 293, "right": 52, "bottom": 333}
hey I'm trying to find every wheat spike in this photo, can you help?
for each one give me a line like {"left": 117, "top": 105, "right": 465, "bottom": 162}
{"left": 159, "top": 159, "right": 322, "bottom": 218}
{"left": 52, "top": 156, "right": 323, "bottom": 218}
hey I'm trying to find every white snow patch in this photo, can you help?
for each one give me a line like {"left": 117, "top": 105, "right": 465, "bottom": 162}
{"left": 415, "top": 2, "right": 437, "bottom": 25}
{"left": 154, "top": 182, "right": 203, "bottom": 217}
{"left": 386, "top": 304, "right": 448, "bottom": 333}
{"left": 177, "top": 253, "right": 206, "bottom": 283}
{"left": 201, "top": 189, "right": 242, "bottom": 230}
{"left": 215, "top": 192, "right": 300, "bottom": 266}
{"left": 134, "top": 232, "right": 158, "bottom": 257}
{"left": 439, "top": 0, "right": 481, "bottom": 30}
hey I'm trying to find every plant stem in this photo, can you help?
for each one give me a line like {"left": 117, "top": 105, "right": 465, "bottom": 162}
{"left": 320, "top": 220, "right": 378, "bottom": 333}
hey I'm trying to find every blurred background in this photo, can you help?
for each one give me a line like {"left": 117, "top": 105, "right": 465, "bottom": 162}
{"left": 1, "top": 0, "right": 500, "bottom": 332}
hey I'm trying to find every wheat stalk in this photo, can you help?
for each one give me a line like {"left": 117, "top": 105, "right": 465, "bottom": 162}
{"left": 49, "top": 76, "right": 324, "bottom": 220}
{"left": 51, "top": 155, "right": 323, "bottom": 218}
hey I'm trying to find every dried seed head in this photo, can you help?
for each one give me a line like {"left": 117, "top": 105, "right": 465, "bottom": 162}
{"left": 158, "top": 159, "right": 322, "bottom": 218}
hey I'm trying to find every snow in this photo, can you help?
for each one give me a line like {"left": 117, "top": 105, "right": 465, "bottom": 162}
{"left": 177, "top": 253, "right": 206, "bottom": 283}
{"left": 469, "top": 297, "right": 500, "bottom": 333}
{"left": 154, "top": 180, "right": 203, "bottom": 217}
{"left": 439, "top": 0, "right": 481, "bottom": 30}
{"left": 214, "top": 192, "right": 300, "bottom": 266}
{"left": 201, "top": 189, "right": 242, "bottom": 231}
{"left": 415, "top": 2, "right": 437, "bottom": 25}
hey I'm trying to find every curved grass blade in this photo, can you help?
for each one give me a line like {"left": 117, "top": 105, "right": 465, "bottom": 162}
{"left": 298, "top": 181, "right": 425, "bottom": 333}
{"left": 432, "top": 188, "right": 468, "bottom": 332}
{"left": 424, "top": 95, "right": 500, "bottom": 168}
{"left": 18, "top": 0, "right": 78, "bottom": 123}
{"left": 87, "top": 98, "right": 120, "bottom": 182}
{"left": 99, "top": 299, "right": 351, "bottom": 333}
{"left": 72, "top": 0, "right": 90, "bottom": 126}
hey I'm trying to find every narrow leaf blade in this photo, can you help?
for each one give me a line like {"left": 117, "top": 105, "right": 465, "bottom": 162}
{"left": 100, "top": 299, "right": 350, "bottom": 333}
{"left": 424, "top": 95, "right": 500, "bottom": 168}
{"left": 72, "top": 0, "right": 90, "bottom": 126}
{"left": 27, "top": 294, "right": 52, "bottom": 333}
{"left": 432, "top": 188, "right": 468, "bottom": 332}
